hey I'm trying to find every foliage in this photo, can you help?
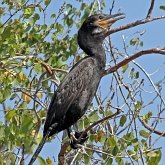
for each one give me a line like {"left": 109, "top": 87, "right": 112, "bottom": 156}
{"left": 0, "top": 0, "right": 165, "bottom": 165}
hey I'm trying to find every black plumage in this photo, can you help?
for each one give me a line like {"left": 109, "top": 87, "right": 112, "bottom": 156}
{"left": 28, "top": 13, "right": 125, "bottom": 165}
{"left": 44, "top": 13, "right": 125, "bottom": 138}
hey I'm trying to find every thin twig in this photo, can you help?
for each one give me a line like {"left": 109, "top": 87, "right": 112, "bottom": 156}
{"left": 138, "top": 116, "right": 165, "bottom": 136}
{"left": 109, "top": 0, "right": 115, "bottom": 15}
{"left": 105, "top": 15, "right": 165, "bottom": 36}
{"left": 89, "top": 0, "right": 97, "bottom": 16}
{"left": 77, "top": 108, "right": 121, "bottom": 142}
{"left": 70, "top": 150, "right": 80, "bottom": 165}
{"left": 146, "top": 0, "right": 155, "bottom": 18}
{"left": 0, "top": 0, "right": 30, "bottom": 28}
{"left": 104, "top": 48, "right": 165, "bottom": 75}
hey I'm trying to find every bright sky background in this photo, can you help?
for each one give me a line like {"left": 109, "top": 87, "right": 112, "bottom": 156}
{"left": 0, "top": 0, "right": 165, "bottom": 164}
{"left": 33, "top": 0, "right": 165, "bottom": 164}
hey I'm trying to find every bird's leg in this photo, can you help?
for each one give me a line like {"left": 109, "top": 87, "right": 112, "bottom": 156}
{"left": 67, "top": 127, "right": 88, "bottom": 149}
{"left": 67, "top": 127, "right": 77, "bottom": 141}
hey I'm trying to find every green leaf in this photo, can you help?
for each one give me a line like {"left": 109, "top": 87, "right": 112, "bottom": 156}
{"left": 89, "top": 111, "right": 99, "bottom": 122}
{"left": 127, "top": 150, "right": 138, "bottom": 161}
{"left": 44, "top": 0, "right": 51, "bottom": 6}
{"left": 143, "top": 111, "right": 153, "bottom": 123}
{"left": 122, "top": 64, "right": 128, "bottom": 73}
{"left": 46, "top": 157, "right": 53, "bottom": 165}
{"left": 108, "top": 137, "right": 117, "bottom": 148}
{"left": 132, "top": 138, "right": 139, "bottom": 147}
{"left": 119, "top": 115, "right": 126, "bottom": 127}
{"left": 130, "top": 38, "right": 139, "bottom": 46}
{"left": 37, "top": 156, "right": 46, "bottom": 165}
{"left": 66, "top": 18, "right": 73, "bottom": 26}
{"left": 95, "top": 130, "right": 104, "bottom": 142}
{"left": 0, "top": 126, "right": 5, "bottom": 139}
{"left": 2, "top": 26, "right": 12, "bottom": 39}
{"left": 0, "top": 92, "right": 4, "bottom": 103}
{"left": 135, "top": 71, "right": 139, "bottom": 79}
{"left": 139, "top": 130, "right": 150, "bottom": 138}
{"left": 140, "top": 41, "right": 143, "bottom": 47}
{"left": 33, "top": 13, "right": 40, "bottom": 21}
{"left": 147, "top": 150, "right": 161, "bottom": 165}
{"left": 56, "top": 23, "right": 63, "bottom": 33}
{"left": 160, "top": 6, "right": 165, "bottom": 10}
{"left": 106, "top": 158, "right": 113, "bottom": 165}
{"left": 24, "top": 7, "right": 34, "bottom": 18}
{"left": 51, "top": 13, "right": 56, "bottom": 18}
{"left": 10, "top": 93, "right": 17, "bottom": 101}
{"left": 112, "top": 145, "right": 118, "bottom": 156}
{"left": 129, "top": 68, "right": 134, "bottom": 79}
{"left": 116, "top": 157, "right": 124, "bottom": 165}
{"left": 34, "top": 63, "right": 42, "bottom": 74}
{"left": 147, "top": 151, "right": 157, "bottom": 157}
{"left": 0, "top": 7, "right": 5, "bottom": 15}
{"left": 123, "top": 132, "right": 134, "bottom": 142}
{"left": 21, "top": 115, "right": 33, "bottom": 133}
{"left": 135, "top": 101, "right": 142, "bottom": 111}
{"left": 3, "top": 86, "right": 11, "bottom": 100}
{"left": 5, "top": 110, "right": 16, "bottom": 122}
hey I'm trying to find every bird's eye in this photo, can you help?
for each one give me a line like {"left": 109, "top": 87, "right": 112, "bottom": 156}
{"left": 99, "top": 15, "right": 103, "bottom": 19}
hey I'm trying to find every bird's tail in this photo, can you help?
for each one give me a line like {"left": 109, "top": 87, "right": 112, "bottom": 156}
{"left": 28, "top": 131, "right": 50, "bottom": 165}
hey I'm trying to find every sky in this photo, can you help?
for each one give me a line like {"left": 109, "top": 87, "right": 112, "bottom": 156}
{"left": 0, "top": 0, "right": 165, "bottom": 164}
{"left": 35, "top": 0, "right": 165, "bottom": 164}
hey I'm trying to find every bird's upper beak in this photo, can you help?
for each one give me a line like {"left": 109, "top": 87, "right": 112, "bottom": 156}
{"left": 96, "top": 13, "right": 125, "bottom": 29}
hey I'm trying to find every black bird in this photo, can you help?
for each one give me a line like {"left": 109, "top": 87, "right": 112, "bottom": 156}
{"left": 28, "top": 13, "right": 125, "bottom": 164}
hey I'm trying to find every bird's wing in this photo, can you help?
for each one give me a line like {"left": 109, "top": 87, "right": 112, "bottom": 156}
{"left": 45, "top": 57, "right": 96, "bottom": 126}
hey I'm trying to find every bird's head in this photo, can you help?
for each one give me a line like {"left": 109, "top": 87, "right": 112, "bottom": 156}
{"left": 78, "top": 13, "right": 125, "bottom": 55}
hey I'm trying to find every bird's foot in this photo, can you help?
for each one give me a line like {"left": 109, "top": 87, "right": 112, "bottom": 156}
{"left": 70, "top": 131, "right": 88, "bottom": 149}
{"left": 69, "top": 131, "right": 78, "bottom": 141}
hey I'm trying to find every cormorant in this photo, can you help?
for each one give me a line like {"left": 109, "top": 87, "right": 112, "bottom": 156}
{"left": 28, "top": 13, "right": 125, "bottom": 165}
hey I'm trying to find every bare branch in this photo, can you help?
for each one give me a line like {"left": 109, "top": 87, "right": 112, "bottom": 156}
{"left": 58, "top": 142, "right": 70, "bottom": 165}
{"left": 146, "top": 0, "right": 155, "bottom": 18}
{"left": 104, "top": 48, "right": 165, "bottom": 76}
{"left": 105, "top": 15, "right": 165, "bottom": 36}
{"left": 77, "top": 108, "right": 121, "bottom": 142}
{"left": 109, "top": 0, "right": 115, "bottom": 15}
{"left": 138, "top": 117, "right": 165, "bottom": 137}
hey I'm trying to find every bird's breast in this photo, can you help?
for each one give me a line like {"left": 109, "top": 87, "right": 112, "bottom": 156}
{"left": 77, "top": 72, "right": 101, "bottom": 115}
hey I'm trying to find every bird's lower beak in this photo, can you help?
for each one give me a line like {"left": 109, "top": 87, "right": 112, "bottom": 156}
{"left": 96, "top": 13, "right": 125, "bottom": 29}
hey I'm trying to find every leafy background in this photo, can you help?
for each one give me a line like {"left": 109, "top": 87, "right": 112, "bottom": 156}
{"left": 0, "top": 0, "right": 165, "bottom": 164}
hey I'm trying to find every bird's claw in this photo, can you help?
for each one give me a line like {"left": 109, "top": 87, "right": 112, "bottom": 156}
{"left": 70, "top": 131, "right": 78, "bottom": 141}
{"left": 70, "top": 131, "right": 88, "bottom": 149}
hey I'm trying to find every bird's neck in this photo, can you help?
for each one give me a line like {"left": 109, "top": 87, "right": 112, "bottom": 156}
{"left": 78, "top": 32, "right": 106, "bottom": 70}
{"left": 88, "top": 43, "right": 106, "bottom": 71}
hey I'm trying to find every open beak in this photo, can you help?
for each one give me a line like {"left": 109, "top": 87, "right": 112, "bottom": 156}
{"left": 96, "top": 13, "right": 125, "bottom": 29}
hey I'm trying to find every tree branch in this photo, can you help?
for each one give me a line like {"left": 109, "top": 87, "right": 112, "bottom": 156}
{"left": 58, "top": 141, "right": 70, "bottom": 165}
{"left": 146, "top": 0, "right": 155, "bottom": 18}
{"left": 104, "top": 48, "right": 165, "bottom": 76}
{"left": 77, "top": 108, "right": 121, "bottom": 142}
{"left": 138, "top": 116, "right": 165, "bottom": 137}
{"left": 105, "top": 15, "right": 165, "bottom": 36}
{"left": 0, "top": 0, "right": 30, "bottom": 28}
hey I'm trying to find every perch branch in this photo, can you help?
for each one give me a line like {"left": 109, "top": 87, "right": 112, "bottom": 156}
{"left": 104, "top": 48, "right": 165, "bottom": 76}
{"left": 138, "top": 117, "right": 165, "bottom": 137}
{"left": 77, "top": 108, "right": 121, "bottom": 142}
{"left": 58, "top": 141, "right": 70, "bottom": 165}
{"left": 105, "top": 15, "right": 165, "bottom": 36}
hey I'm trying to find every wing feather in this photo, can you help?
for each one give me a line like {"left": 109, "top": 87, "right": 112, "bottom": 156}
{"left": 44, "top": 57, "right": 96, "bottom": 131}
